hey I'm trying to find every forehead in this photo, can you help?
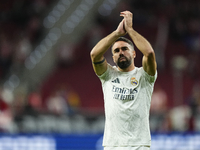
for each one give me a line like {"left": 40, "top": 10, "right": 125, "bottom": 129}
{"left": 112, "top": 41, "right": 132, "bottom": 51}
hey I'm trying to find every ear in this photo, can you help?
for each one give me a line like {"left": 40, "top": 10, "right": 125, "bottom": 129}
{"left": 132, "top": 50, "right": 136, "bottom": 58}
{"left": 112, "top": 55, "right": 116, "bottom": 64}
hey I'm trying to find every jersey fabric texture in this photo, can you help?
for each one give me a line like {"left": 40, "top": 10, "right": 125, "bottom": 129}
{"left": 98, "top": 64, "right": 157, "bottom": 147}
{"left": 104, "top": 145, "right": 150, "bottom": 150}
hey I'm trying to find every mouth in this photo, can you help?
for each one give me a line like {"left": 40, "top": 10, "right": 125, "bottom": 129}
{"left": 119, "top": 57, "right": 126, "bottom": 61}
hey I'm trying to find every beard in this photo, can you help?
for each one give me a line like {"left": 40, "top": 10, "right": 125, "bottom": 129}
{"left": 117, "top": 55, "right": 132, "bottom": 69}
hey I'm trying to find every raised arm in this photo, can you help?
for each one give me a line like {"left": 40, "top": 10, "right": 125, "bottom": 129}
{"left": 121, "top": 11, "right": 157, "bottom": 76}
{"left": 90, "top": 19, "right": 126, "bottom": 76}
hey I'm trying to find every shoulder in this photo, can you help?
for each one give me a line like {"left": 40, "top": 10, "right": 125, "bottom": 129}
{"left": 141, "top": 67, "right": 158, "bottom": 83}
{"left": 133, "top": 67, "right": 157, "bottom": 83}
{"left": 98, "top": 63, "right": 118, "bottom": 80}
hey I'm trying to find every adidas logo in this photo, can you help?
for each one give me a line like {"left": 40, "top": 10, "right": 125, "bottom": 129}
{"left": 112, "top": 78, "right": 120, "bottom": 83}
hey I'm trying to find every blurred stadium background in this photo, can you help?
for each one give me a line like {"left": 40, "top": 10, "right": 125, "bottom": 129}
{"left": 0, "top": 0, "right": 200, "bottom": 149}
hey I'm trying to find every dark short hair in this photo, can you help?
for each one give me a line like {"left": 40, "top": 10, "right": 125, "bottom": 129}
{"left": 111, "top": 37, "right": 134, "bottom": 52}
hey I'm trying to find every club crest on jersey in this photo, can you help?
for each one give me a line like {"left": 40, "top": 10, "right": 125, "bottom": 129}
{"left": 131, "top": 77, "right": 138, "bottom": 86}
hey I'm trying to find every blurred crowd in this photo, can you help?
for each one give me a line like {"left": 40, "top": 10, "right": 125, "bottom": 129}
{"left": 0, "top": 0, "right": 200, "bottom": 134}
{"left": 0, "top": 0, "right": 52, "bottom": 79}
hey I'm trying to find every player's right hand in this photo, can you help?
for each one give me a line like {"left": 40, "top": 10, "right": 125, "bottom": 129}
{"left": 115, "top": 19, "right": 127, "bottom": 36}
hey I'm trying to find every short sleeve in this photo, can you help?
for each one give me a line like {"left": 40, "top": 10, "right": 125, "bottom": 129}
{"left": 143, "top": 69, "right": 158, "bottom": 84}
{"left": 97, "top": 63, "right": 113, "bottom": 84}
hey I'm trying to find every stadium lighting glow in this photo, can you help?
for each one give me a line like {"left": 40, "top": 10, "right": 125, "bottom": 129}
{"left": 43, "top": 0, "right": 73, "bottom": 29}
{"left": 25, "top": 58, "right": 35, "bottom": 70}
{"left": 4, "top": 0, "right": 118, "bottom": 91}
{"left": 44, "top": 38, "right": 53, "bottom": 47}
{"left": 98, "top": 0, "right": 120, "bottom": 16}
{"left": 3, "top": 75, "right": 20, "bottom": 90}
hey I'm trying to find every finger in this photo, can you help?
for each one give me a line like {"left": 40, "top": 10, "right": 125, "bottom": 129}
{"left": 120, "top": 13, "right": 129, "bottom": 18}
{"left": 120, "top": 12, "right": 125, "bottom": 17}
{"left": 120, "top": 12, "right": 126, "bottom": 16}
{"left": 119, "top": 18, "right": 124, "bottom": 24}
{"left": 120, "top": 11, "right": 128, "bottom": 15}
{"left": 122, "top": 20, "right": 126, "bottom": 31}
{"left": 120, "top": 10, "right": 129, "bottom": 13}
{"left": 120, "top": 11, "right": 132, "bottom": 17}
{"left": 120, "top": 10, "right": 131, "bottom": 14}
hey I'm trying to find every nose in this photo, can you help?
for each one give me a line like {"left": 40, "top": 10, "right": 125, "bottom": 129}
{"left": 119, "top": 49, "right": 124, "bottom": 55}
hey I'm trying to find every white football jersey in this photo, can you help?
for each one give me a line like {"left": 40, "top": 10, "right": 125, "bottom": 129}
{"left": 98, "top": 64, "right": 157, "bottom": 147}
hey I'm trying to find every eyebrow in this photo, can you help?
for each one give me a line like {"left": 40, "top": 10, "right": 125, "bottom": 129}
{"left": 113, "top": 48, "right": 119, "bottom": 53}
{"left": 113, "top": 46, "right": 128, "bottom": 53}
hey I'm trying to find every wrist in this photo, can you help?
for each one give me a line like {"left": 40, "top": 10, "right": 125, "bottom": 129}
{"left": 113, "top": 30, "right": 122, "bottom": 37}
{"left": 126, "top": 27, "right": 134, "bottom": 33}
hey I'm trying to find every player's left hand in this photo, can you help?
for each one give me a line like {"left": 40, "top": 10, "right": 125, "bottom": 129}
{"left": 120, "top": 11, "right": 133, "bottom": 32}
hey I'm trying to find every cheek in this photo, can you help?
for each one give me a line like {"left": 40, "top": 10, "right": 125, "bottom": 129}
{"left": 113, "top": 55, "right": 118, "bottom": 63}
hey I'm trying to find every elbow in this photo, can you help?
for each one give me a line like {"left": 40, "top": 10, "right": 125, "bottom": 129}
{"left": 146, "top": 48, "right": 155, "bottom": 57}
{"left": 90, "top": 49, "right": 94, "bottom": 57}
{"left": 90, "top": 49, "right": 96, "bottom": 60}
{"left": 90, "top": 48, "right": 102, "bottom": 61}
{"left": 90, "top": 47, "right": 105, "bottom": 62}
{"left": 90, "top": 49, "right": 100, "bottom": 62}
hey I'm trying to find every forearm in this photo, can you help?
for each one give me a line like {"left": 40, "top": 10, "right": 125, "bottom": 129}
{"left": 128, "top": 28, "right": 157, "bottom": 75}
{"left": 127, "top": 28, "right": 154, "bottom": 56}
{"left": 90, "top": 31, "right": 120, "bottom": 62}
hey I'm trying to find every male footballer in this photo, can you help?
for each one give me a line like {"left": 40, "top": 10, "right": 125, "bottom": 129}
{"left": 90, "top": 10, "right": 157, "bottom": 150}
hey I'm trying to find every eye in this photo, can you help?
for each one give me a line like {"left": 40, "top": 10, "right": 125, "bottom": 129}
{"left": 114, "top": 48, "right": 119, "bottom": 53}
{"left": 121, "top": 47, "right": 128, "bottom": 51}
